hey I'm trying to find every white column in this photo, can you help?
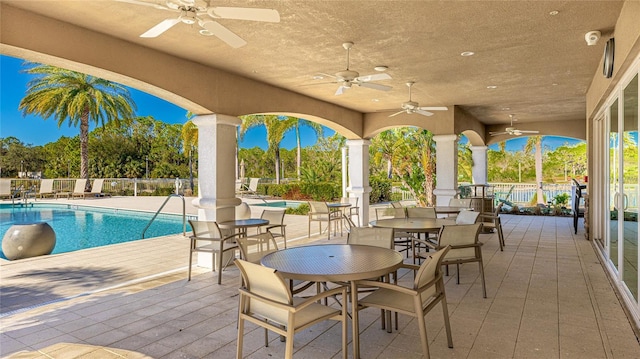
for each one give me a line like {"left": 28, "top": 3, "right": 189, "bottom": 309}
{"left": 346, "top": 139, "right": 371, "bottom": 226}
{"left": 191, "top": 114, "right": 242, "bottom": 268}
{"left": 433, "top": 134, "right": 459, "bottom": 206}
{"left": 341, "top": 147, "right": 348, "bottom": 199}
{"left": 470, "top": 145, "right": 488, "bottom": 185}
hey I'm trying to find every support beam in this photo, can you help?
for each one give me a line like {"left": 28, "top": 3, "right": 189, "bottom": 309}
{"left": 433, "top": 134, "right": 459, "bottom": 206}
{"left": 470, "top": 145, "right": 488, "bottom": 185}
{"left": 346, "top": 140, "right": 372, "bottom": 226}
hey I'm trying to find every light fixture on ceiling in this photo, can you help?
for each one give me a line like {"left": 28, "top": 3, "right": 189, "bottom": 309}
{"left": 549, "top": 10, "right": 559, "bottom": 16}
{"left": 501, "top": 107, "right": 511, "bottom": 111}
{"left": 487, "top": 85, "right": 498, "bottom": 89}
{"left": 374, "top": 66, "right": 388, "bottom": 72}
{"left": 179, "top": 9, "right": 197, "bottom": 24}
{"left": 461, "top": 51, "right": 475, "bottom": 57}
{"left": 585, "top": 31, "right": 601, "bottom": 46}
{"left": 313, "top": 75, "right": 324, "bottom": 80}
{"left": 371, "top": 98, "right": 380, "bottom": 102}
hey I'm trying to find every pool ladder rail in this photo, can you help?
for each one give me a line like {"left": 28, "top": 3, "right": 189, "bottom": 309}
{"left": 141, "top": 194, "right": 187, "bottom": 239}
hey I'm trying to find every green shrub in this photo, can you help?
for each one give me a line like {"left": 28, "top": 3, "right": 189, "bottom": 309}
{"left": 300, "top": 181, "right": 340, "bottom": 201}
{"left": 286, "top": 202, "right": 310, "bottom": 215}
{"left": 553, "top": 193, "right": 570, "bottom": 206}
{"left": 370, "top": 175, "right": 392, "bottom": 203}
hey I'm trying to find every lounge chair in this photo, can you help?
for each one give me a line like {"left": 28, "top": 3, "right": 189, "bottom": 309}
{"left": 36, "top": 179, "right": 56, "bottom": 199}
{"left": 83, "top": 179, "right": 111, "bottom": 198}
{"left": 69, "top": 179, "right": 88, "bottom": 199}
{"left": 237, "top": 178, "right": 260, "bottom": 198}
{"left": 0, "top": 179, "right": 17, "bottom": 200}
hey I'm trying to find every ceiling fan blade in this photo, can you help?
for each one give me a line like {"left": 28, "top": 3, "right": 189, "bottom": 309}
{"left": 317, "top": 72, "right": 337, "bottom": 79}
{"left": 115, "top": 0, "right": 169, "bottom": 10}
{"left": 358, "top": 82, "right": 392, "bottom": 92}
{"left": 490, "top": 132, "right": 508, "bottom": 136}
{"left": 356, "top": 73, "right": 392, "bottom": 82}
{"left": 200, "top": 21, "right": 247, "bottom": 48}
{"left": 140, "top": 18, "right": 181, "bottom": 38}
{"left": 208, "top": 7, "right": 280, "bottom": 22}
{"left": 418, "top": 106, "right": 448, "bottom": 111}
{"left": 389, "top": 110, "right": 406, "bottom": 117}
{"left": 415, "top": 109, "right": 434, "bottom": 117}
{"left": 335, "top": 86, "right": 348, "bottom": 96}
{"left": 518, "top": 130, "right": 540, "bottom": 134}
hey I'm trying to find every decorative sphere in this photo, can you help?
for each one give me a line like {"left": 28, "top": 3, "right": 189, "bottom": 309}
{"left": 2, "top": 222, "right": 56, "bottom": 260}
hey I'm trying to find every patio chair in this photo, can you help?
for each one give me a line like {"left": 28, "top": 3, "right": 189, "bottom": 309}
{"left": 357, "top": 246, "right": 453, "bottom": 358}
{"left": 341, "top": 196, "right": 360, "bottom": 225}
{"left": 375, "top": 206, "right": 413, "bottom": 257}
{"left": 235, "top": 259, "right": 348, "bottom": 359}
{"left": 308, "top": 201, "right": 343, "bottom": 240}
{"left": 449, "top": 198, "right": 472, "bottom": 208}
{"left": 69, "top": 179, "right": 88, "bottom": 199}
{"left": 406, "top": 206, "right": 437, "bottom": 219}
{"left": 238, "top": 177, "right": 260, "bottom": 198}
{"left": 187, "top": 220, "right": 239, "bottom": 284}
{"left": 343, "top": 213, "right": 357, "bottom": 233}
{"left": 36, "top": 179, "right": 56, "bottom": 199}
{"left": 236, "top": 232, "right": 314, "bottom": 295}
{"left": 259, "top": 209, "right": 287, "bottom": 248}
{"left": 455, "top": 209, "right": 480, "bottom": 224}
{"left": 420, "top": 223, "right": 486, "bottom": 298}
{"left": 480, "top": 203, "right": 505, "bottom": 251}
{"left": 83, "top": 178, "right": 111, "bottom": 198}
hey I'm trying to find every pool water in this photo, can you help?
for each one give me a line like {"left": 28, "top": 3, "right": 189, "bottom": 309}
{"left": 254, "top": 201, "right": 302, "bottom": 209}
{"left": 0, "top": 204, "right": 193, "bottom": 260}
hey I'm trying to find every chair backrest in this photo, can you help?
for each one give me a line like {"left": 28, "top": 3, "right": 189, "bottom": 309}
{"left": 390, "top": 201, "right": 403, "bottom": 209}
{"left": 235, "top": 259, "right": 293, "bottom": 324}
{"left": 449, "top": 198, "right": 472, "bottom": 208}
{"left": 90, "top": 179, "right": 104, "bottom": 194}
{"left": 235, "top": 202, "right": 251, "bottom": 219}
{"left": 406, "top": 207, "right": 437, "bottom": 219}
{"left": 342, "top": 196, "right": 358, "bottom": 207}
{"left": 39, "top": 179, "right": 54, "bottom": 193}
{"left": 248, "top": 178, "right": 260, "bottom": 191}
{"left": 455, "top": 210, "right": 480, "bottom": 224}
{"left": 0, "top": 179, "right": 11, "bottom": 195}
{"left": 375, "top": 207, "right": 405, "bottom": 220}
{"left": 347, "top": 227, "right": 394, "bottom": 249}
{"left": 309, "top": 201, "right": 329, "bottom": 214}
{"left": 437, "top": 223, "right": 482, "bottom": 260}
{"left": 237, "top": 232, "right": 279, "bottom": 263}
{"left": 343, "top": 213, "right": 357, "bottom": 232}
{"left": 188, "top": 220, "right": 223, "bottom": 239}
{"left": 261, "top": 209, "right": 285, "bottom": 225}
{"left": 415, "top": 246, "right": 450, "bottom": 301}
{"left": 73, "top": 179, "right": 87, "bottom": 193}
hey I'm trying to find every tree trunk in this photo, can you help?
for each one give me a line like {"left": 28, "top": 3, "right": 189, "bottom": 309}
{"left": 386, "top": 158, "right": 392, "bottom": 179}
{"left": 80, "top": 112, "right": 90, "bottom": 191}
{"left": 275, "top": 147, "right": 281, "bottom": 184}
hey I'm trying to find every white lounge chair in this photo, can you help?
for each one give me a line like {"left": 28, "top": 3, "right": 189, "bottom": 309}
{"left": 83, "top": 179, "right": 111, "bottom": 198}
{"left": 70, "top": 179, "right": 88, "bottom": 199}
{"left": 36, "top": 179, "right": 56, "bottom": 199}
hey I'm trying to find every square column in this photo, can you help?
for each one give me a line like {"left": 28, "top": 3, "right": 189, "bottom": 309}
{"left": 346, "top": 139, "right": 372, "bottom": 226}
{"left": 191, "top": 114, "right": 242, "bottom": 269}
{"left": 433, "top": 134, "right": 459, "bottom": 206}
{"left": 470, "top": 145, "right": 488, "bottom": 185}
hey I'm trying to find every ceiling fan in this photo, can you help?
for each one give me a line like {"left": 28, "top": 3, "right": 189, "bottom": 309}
{"left": 116, "top": 0, "right": 280, "bottom": 48}
{"left": 315, "top": 42, "right": 392, "bottom": 96}
{"left": 389, "top": 81, "right": 448, "bottom": 117}
{"left": 490, "top": 114, "right": 540, "bottom": 136}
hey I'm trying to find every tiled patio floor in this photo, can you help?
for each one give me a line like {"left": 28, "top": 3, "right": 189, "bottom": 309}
{"left": 1, "top": 198, "right": 639, "bottom": 358}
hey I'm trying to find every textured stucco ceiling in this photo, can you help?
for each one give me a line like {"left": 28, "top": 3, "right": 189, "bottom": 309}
{"left": 0, "top": 0, "right": 624, "bottom": 128}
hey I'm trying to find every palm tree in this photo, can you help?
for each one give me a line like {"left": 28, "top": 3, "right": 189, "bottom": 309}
{"left": 181, "top": 118, "right": 198, "bottom": 191}
{"left": 524, "top": 135, "right": 544, "bottom": 205}
{"left": 19, "top": 64, "right": 135, "bottom": 186}
{"left": 294, "top": 119, "right": 323, "bottom": 179}
{"left": 239, "top": 115, "right": 296, "bottom": 184}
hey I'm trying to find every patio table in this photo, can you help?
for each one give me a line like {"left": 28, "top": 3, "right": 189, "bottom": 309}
{"left": 261, "top": 244, "right": 403, "bottom": 359}
{"left": 219, "top": 218, "right": 268, "bottom": 236}
{"left": 370, "top": 217, "right": 455, "bottom": 232}
{"left": 435, "top": 206, "right": 469, "bottom": 214}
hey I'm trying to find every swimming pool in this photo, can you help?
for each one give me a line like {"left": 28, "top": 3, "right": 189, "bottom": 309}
{"left": 0, "top": 204, "right": 194, "bottom": 260}
{"left": 253, "top": 201, "right": 303, "bottom": 209}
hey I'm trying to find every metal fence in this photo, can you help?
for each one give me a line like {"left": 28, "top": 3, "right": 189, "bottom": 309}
{"left": 6, "top": 178, "right": 198, "bottom": 196}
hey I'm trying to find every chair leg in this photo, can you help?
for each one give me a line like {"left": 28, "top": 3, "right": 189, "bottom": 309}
{"left": 498, "top": 224, "right": 505, "bottom": 250}
{"left": 236, "top": 315, "right": 245, "bottom": 359}
{"left": 284, "top": 327, "right": 294, "bottom": 359}
{"left": 479, "top": 260, "right": 487, "bottom": 298}
{"left": 416, "top": 302, "right": 431, "bottom": 359}
{"left": 441, "top": 293, "right": 454, "bottom": 348}
{"left": 217, "top": 250, "right": 223, "bottom": 285}
{"left": 188, "top": 241, "right": 194, "bottom": 281}
{"left": 456, "top": 264, "right": 460, "bottom": 284}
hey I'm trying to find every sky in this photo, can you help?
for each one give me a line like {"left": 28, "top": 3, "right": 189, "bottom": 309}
{"left": 0, "top": 54, "right": 330, "bottom": 150}
{"left": 1, "top": 54, "right": 584, "bottom": 152}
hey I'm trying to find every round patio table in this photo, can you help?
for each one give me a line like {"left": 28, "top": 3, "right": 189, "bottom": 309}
{"left": 370, "top": 217, "right": 456, "bottom": 232}
{"left": 219, "top": 218, "right": 268, "bottom": 236}
{"left": 435, "top": 206, "right": 469, "bottom": 214}
{"left": 261, "top": 244, "right": 403, "bottom": 359}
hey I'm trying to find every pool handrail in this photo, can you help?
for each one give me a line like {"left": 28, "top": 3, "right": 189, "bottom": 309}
{"left": 141, "top": 194, "right": 186, "bottom": 239}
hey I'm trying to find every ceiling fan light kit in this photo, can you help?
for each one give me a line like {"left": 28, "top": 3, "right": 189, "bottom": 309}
{"left": 388, "top": 81, "right": 448, "bottom": 117}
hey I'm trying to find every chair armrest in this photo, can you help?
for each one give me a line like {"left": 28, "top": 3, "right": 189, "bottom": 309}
{"left": 265, "top": 224, "right": 286, "bottom": 231}
{"left": 356, "top": 279, "right": 418, "bottom": 295}
{"left": 450, "top": 243, "right": 483, "bottom": 250}
{"left": 413, "top": 238, "right": 438, "bottom": 250}
{"left": 292, "top": 285, "right": 348, "bottom": 312}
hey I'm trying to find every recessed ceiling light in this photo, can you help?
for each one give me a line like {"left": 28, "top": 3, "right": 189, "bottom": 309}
{"left": 487, "top": 85, "right": 498, "bottom": 89}
{"left": 199, "top": 29, "right": 214, "bottom": 36}
{"left": 461, "top": 51, "right": 475, "bottom": 57}
{"left": 549, "top": 10, "right": 559, "bottom": 16}
{"left": 313, "top": 75, "right": 324, "bottom": 80}
{"left": 371, "top": 98, "right": 380, "bottom": 102}
{"left": 501, "top": 107, "right": 511, "bottom": 111}
{"left": 374, "top": 66, "right": 388, "bottom": 72}
{"left": 552, "top": 83, "right": 559, "bottom": 86}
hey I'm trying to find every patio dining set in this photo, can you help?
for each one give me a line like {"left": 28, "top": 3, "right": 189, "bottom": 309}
{"left": 186, "top": 198, "right": 505, "bottom": 358}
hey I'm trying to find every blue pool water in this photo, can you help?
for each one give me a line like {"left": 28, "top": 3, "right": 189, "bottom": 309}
{"left": 0, "top": 204, "right": 193, "bottom": 260}
{"left": 254, "top": 201, "right": 302, "bottom": 209}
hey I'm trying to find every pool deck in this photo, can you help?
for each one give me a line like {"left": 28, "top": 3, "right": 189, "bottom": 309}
{"left": 1, "top": 196, "right": 640, "bottom": 358}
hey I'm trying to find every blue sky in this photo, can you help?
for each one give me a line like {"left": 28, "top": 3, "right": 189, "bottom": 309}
{"left": 2, "top": 54, "right": 585, "bottom": 152}
{"left": 0, "top": 54, "right": 329, "bottom": 150}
